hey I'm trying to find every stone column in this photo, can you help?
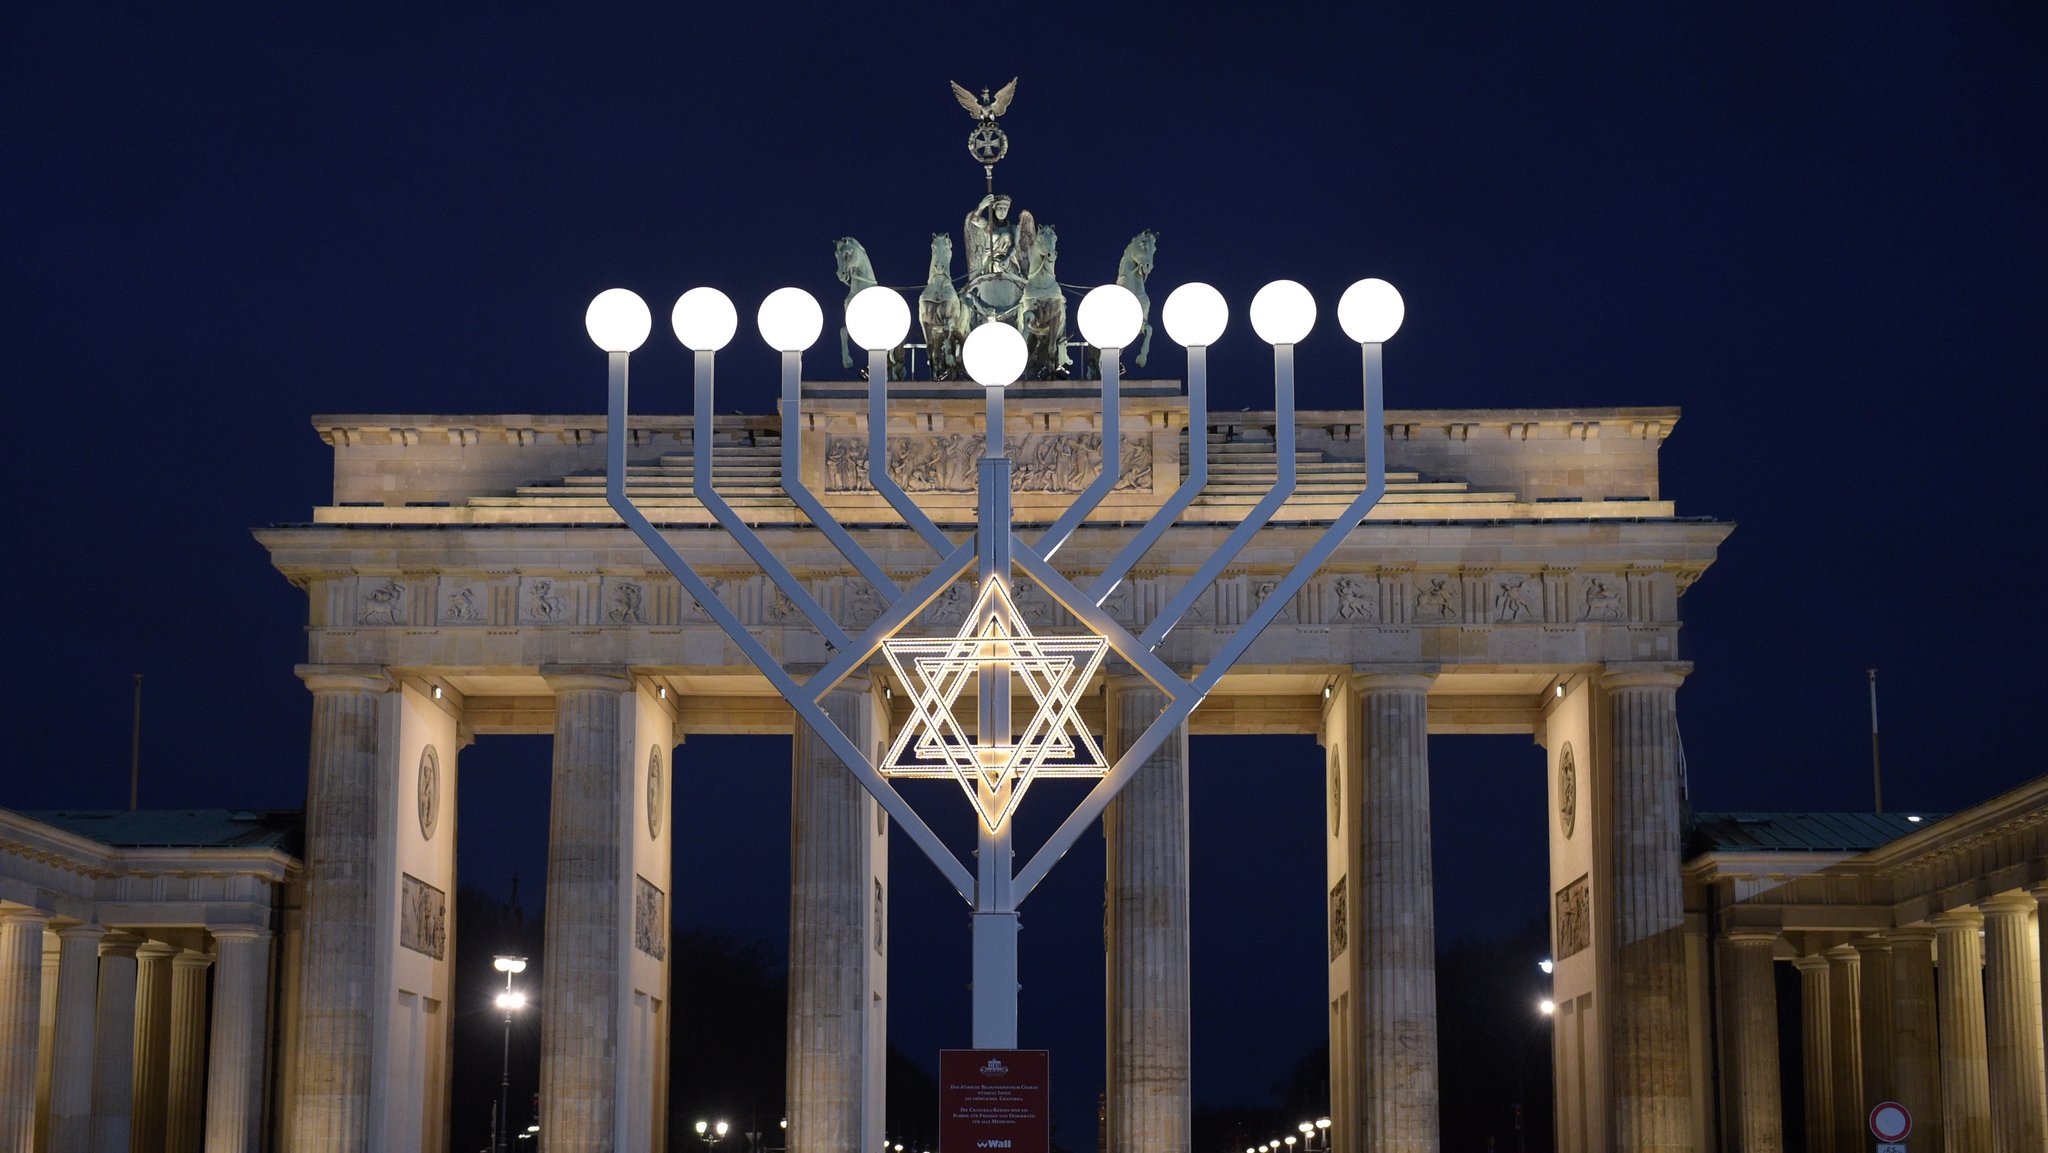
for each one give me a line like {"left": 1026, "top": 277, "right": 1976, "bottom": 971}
{"left": 203, "top": 928, "right": 271, "bottom": 1153}
{"left": 164, "top": 951, "right": 210, "bottom": 1153}
{"left": 1103, "top": 680, "right": 1191, "bottom": 1153}
{"left": 1824, "top": 945, "right": 1863, "bottom": 1153}
{"left": 130, "top": 942, "right": 176, "bottom": 1153}
{"left": 47, "top": 925, "right": 103, "bottom": 1153}
{"left": 1933, "top": 909, "right": 1992, "bottom": 1153}
{"left": 1981, "top": 893, "right": 2045, "bottom": 1153}
{"left": 88, "top": 933, "right": 142, "bottom": 1153}
{"left": 787, "top": 683, "right": 878, "bottom": 1153}
{"left": 1852, "top": 938, "right": 1894, "bottom": 1122}
{"left": 1720, "top": 932, "right": 1782, "bottom": 1153}
{"left": 0, "top": 909, "right": 51, "bottom": 1150}
{"left": 540, "top": 670, "right": 631, "bottom": 1153}
{"left": 1601, "top": 666, "right": 1692, "bottom": 1153}
{"left": 36, "top": 932, "right": 59, "bottom": 1150}
{"left": 1887, "top": 928, "right": 1942, "bottom": 1151}
{"left": 289, "top": 665, "right": 391, "bottom": 1153}
{"left": 1351, "top": 672, "right": 1438, "bottom": 1153}
{"left": 1791, "top": 956, "right": 1833, "bottom": 1153}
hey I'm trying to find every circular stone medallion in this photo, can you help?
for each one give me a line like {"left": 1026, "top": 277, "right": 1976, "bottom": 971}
{"left": 1329, "top": 750, "right": 1342, "bottom": 836}
{"left": 1558, "top": 742, "right": 1578, "bottom": 840}
{"left": 416, "top": 745, "right": 440, "bottom": 841}
{"left": 646, "top": 745, "right": 665, "bottom": 839}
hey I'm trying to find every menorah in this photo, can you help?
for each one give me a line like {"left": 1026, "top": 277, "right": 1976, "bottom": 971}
{"left": 583, "top": 272, "right": 1404, "bottom": 1046}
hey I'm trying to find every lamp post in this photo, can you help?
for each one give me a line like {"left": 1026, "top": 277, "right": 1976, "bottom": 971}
{"left": 492, "top": 955, "right": 527, "bottom": 1153}
{"left": 695, "top": 1119, "right": 730, "bottom": 1149}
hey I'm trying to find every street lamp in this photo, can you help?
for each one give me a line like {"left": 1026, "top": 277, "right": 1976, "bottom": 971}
{"left": 695, "top": 1119, "right": 730, "bottom": 1149}
{"left": 492, "top": 955, "right": 527, "bottom": 1153}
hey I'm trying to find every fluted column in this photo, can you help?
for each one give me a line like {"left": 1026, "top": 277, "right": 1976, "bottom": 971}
{"left": 202, "top": 928, "right": 271, "bottom": 1153}
{"left": 47, "top": 925, "right": 103, "bottom": 1153}
{"left": 0, "top": 909, "right": 51, "bottom": 1150}
{"left": 1887, "top": 928, "right": 1942, "bottom": 1152}
{"left": 540, "top": 670, "right": 631, "bottom": 1153}
{"left": 1720, "top": 932, "right": 1782, "bottom": 1153}
{"left": 1791, "top": 956, "right": 1833, "bottom": 1153}
{"left": 164, "top": 951, "right": 210, "bottom": 1153}
{"left": 1853, "top": 938, "right": 1894, "bottom": 1124}
{"left": 130, "top": 942, "right": 176, "bottom": 1153}
{"left": 787, "top": 683, "right": 877, "bottom": 1153}
{"left": 87, "top": 933, "right": 141, "bottom": 1153}
{"left": 36, "top": 933, "right": 59, "bottom": 1151}
{"left": 1824, "top": 945, "right": 1863, "bottom": 1153}
{"left": 1933, "top": 909, "right": 1992, "bottom": 1153}
{"left": 289, "top": 665, "right": 391, "bottom": 1153}
{"left": 1601, "top": 666, "right": 1692, "bottom": 1153}
{"left": 1981, "top": 893, "right": 2045, "bottom": 1153}
{"left": 1351, "top": 672, "right": 1437, "bottom": 1153}
{"left": 1104, "top": 680, "right": 1191, "bottom": 1153}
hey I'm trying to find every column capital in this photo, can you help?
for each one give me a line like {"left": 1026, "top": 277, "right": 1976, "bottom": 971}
{"left": 1978, "top": 890, "right": 2036, "bottom": 918}
{"left": 207, "top": 926, "right": 272, "bottom": 944}
{"left": 296, "top": 663, "right": 393, "bottom": 695}
{"left": 1348, "top": 668, "right": 1437, "bottom": 694}
{"left": 1724, "top": 929, "right": 1782, "bottom": 947}
{"left": 0, "top": 907, "right": 50, "bottom": 929}
{"left": 1849, "top": 936, "right": 1893, "bottom": 957}
{"left": 541, "top": 663, "right": 632, "bottom": 693}
{"left": 98, "top": 931, "right": 146, "bottom": 959}
{"left": 55, "top": 922, "right": 106, "bottom": 944}
{"left": 1930, "top": 906, "right": 1984, "bottom": 931}
{"left": 171, "top": 949, "right": 213, "bottom": 972}
{"left": 1887, "top": 924, "right": 1938, "bottom": 947}
{"left": 2027, "top": 879, "right": 2048, "bottom": 902}
{"left": 1598, "top": 661, "right": 1691, "bottom": 690}
{"left": 1824, "top": 943, "right": 1862, "bottom": 963}
{"left": 136, "top": 940, "right": 181, "bottom": 962}
{"left": 1791, "top": 953, "right": 1832, "bottom": 974}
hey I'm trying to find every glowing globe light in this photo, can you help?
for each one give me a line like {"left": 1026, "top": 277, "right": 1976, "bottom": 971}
{"left": 757, "top": 287, "right": 824, "bottom": 352}
{"left": 1161, "top": 282, "right": 1228, "bottom": 347}
{"left": 845, "top": 285, "right": 912, "bottom": 352}
{"left": 1336, "top": 277, "right": 1405, "bottom": 343}
{"left": 1249, "top": 280, "right": 1316, "bottom": 346}
{"left": 962, "top": 322, "right": 1027, "bottom": 387}
{"left": 584, "top": 288, "right": 652, "bottom": 353}
{"left": 1076, "top": 283, "right": 1144, "bottom": 349}
{"left": 671, "top": 288, "right": 738, "bottom": 352}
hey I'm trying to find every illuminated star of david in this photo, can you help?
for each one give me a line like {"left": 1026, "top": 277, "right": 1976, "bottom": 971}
{"left": 880, "top": 577, "right": 1110, "bottom": 830}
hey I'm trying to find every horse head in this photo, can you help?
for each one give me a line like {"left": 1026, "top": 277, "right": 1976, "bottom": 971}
{"left": 835, "top": 237, "right": 867, "bottom": 286}
{"left": 1125, "top": 230, "right": 1158, "bottom": 278}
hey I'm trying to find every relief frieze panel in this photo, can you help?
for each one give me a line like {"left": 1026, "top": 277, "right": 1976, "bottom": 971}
{"left": 825, "top": 433, "right": 1152, "bottom": 495}
{"left": 1554, "top": 874, "right": 1590, "bottom": 961}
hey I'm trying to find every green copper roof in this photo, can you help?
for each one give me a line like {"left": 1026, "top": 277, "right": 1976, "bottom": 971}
{"left": 1687, "top": 811, "right": 1937, "bottom": 856}
{"left": 16, "top": 809, "right": 302, "bottom": 854}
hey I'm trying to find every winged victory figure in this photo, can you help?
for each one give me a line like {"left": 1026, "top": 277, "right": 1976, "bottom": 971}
{"left": 951, "top": 78, "right": 1018, "bottom": 123}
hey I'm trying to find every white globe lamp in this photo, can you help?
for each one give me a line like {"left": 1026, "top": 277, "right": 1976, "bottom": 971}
{"left": 845, "top": 285, "right": 911, "bottom": 352}
{"left": 1336, "top": 278, "right": 1405, "bottom": 343}
{"left": 1161, "top": 282, "right": 1228, "bottom": 347}
{"left": 584, "top": 288, "right": 652, "bottom": 353}
{"left": 672, "top": 288, "right": 739, "bottom": 352}
{"left": 962, "top": 323, "right": 1027, "bottom": 387}
{"left": 1249, "top": 280, "right": 1315, "bottom": 346}
{"left": 1076, "top": 284, "right": 1144, "bottom": 349}
{"left": 756, "top": 287, "right": 824, "bottom": 352}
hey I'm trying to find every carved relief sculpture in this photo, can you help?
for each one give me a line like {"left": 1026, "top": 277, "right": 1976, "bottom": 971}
{"left": 824, "top": 434, "right": 1152, "bottom": 496}
{"left": 607, "top": 582, "right": 645, "bottom": 624}
{"left": 1329, "top": 876, "right": 1349, "bottom": 961}
{"left": 417, "top": 746, "right": 440, "bottom": 841}
{"left": 526, "top": 579, "right": 566, "bottom": 622}
{"left": 360, "top": 579, "right": 405, "bottom": 625}
{"left": 400, "top": 874, "right": 447, "bottom": 960}
{"left": 1555, "top": 875, "right": 1590, "bottom": 960}
{"left": 1581, "top": 576, "right": 1624, "bottom": 621}
{"left": 1557, "top": 742, "right": 1577, "bottom": 839}
{"left": 646, "top": 745, "right": 664, "bottom": 839}
{"left": 634, "top": 876, "right": 667, "bottom": 960}
{"left": 1334, "top": 575, "right": 1378, "bottom": 622}
{"left": 1494, "top": 575, "right": 1538, "bottom": 622}
{"left": 443, "top": 586, "right": 480, "bottom": 623}
{"left": 1413, "top": 576, "right": 1460, "bottom": 622}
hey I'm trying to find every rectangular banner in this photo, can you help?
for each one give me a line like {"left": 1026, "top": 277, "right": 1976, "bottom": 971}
{"left": 939, "top": 1049, "right": 1050, "bottom": 1153}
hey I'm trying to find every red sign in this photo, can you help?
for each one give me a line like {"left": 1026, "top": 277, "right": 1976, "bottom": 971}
{"left": 940, "top": 1049, "right": 1050, "bottom": 1153}
{"left": 1869, "top": 1102, "right": 1911, "bottom": 1142}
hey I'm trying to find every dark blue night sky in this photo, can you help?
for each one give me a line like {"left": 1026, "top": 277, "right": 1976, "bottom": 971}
{"left": 5, "top": 4, "right": 2043, "bottom": 1146}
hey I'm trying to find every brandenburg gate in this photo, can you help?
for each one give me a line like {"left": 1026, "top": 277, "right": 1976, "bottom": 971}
{"left": 249, "top": 83, "right": 1731, "bottom": 1153}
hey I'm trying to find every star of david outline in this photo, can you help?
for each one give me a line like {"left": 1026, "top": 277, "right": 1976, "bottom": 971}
{"left": 879, "top": 577, "right": 1109, "bottom": 831}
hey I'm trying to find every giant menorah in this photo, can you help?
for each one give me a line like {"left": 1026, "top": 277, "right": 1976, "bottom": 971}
{"left": 583, "top": 273, "right": 1403, "bottom": 1046}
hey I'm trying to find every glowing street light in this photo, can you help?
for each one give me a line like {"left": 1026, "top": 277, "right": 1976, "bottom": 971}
{"left": 694, "top": 1119, "right": 730, "bottom": 1148}
{"left": 491, "top": 955, "right": 527, "bottom": 1153}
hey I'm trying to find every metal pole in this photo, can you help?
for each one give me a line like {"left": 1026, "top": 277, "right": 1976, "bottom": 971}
{"left": 129, "top": 673, "right": 142, "bottom": 810}
{"left": 972, "top": 382, "right": 1018, "bottom": 1049}
{"left": 499, "top": 970, "right": 513, "bottom": 1153}
{"left": 1868, "top": 668, "right": 1882, "bottom": 813}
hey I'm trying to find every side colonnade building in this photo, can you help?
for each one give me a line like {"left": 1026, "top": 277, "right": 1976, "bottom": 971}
{"left": 0, "top": 808, "right": 297, "bottom": 1153}
{"left": 1690, "top": 776, "right": 2048, "bottom": 1153}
